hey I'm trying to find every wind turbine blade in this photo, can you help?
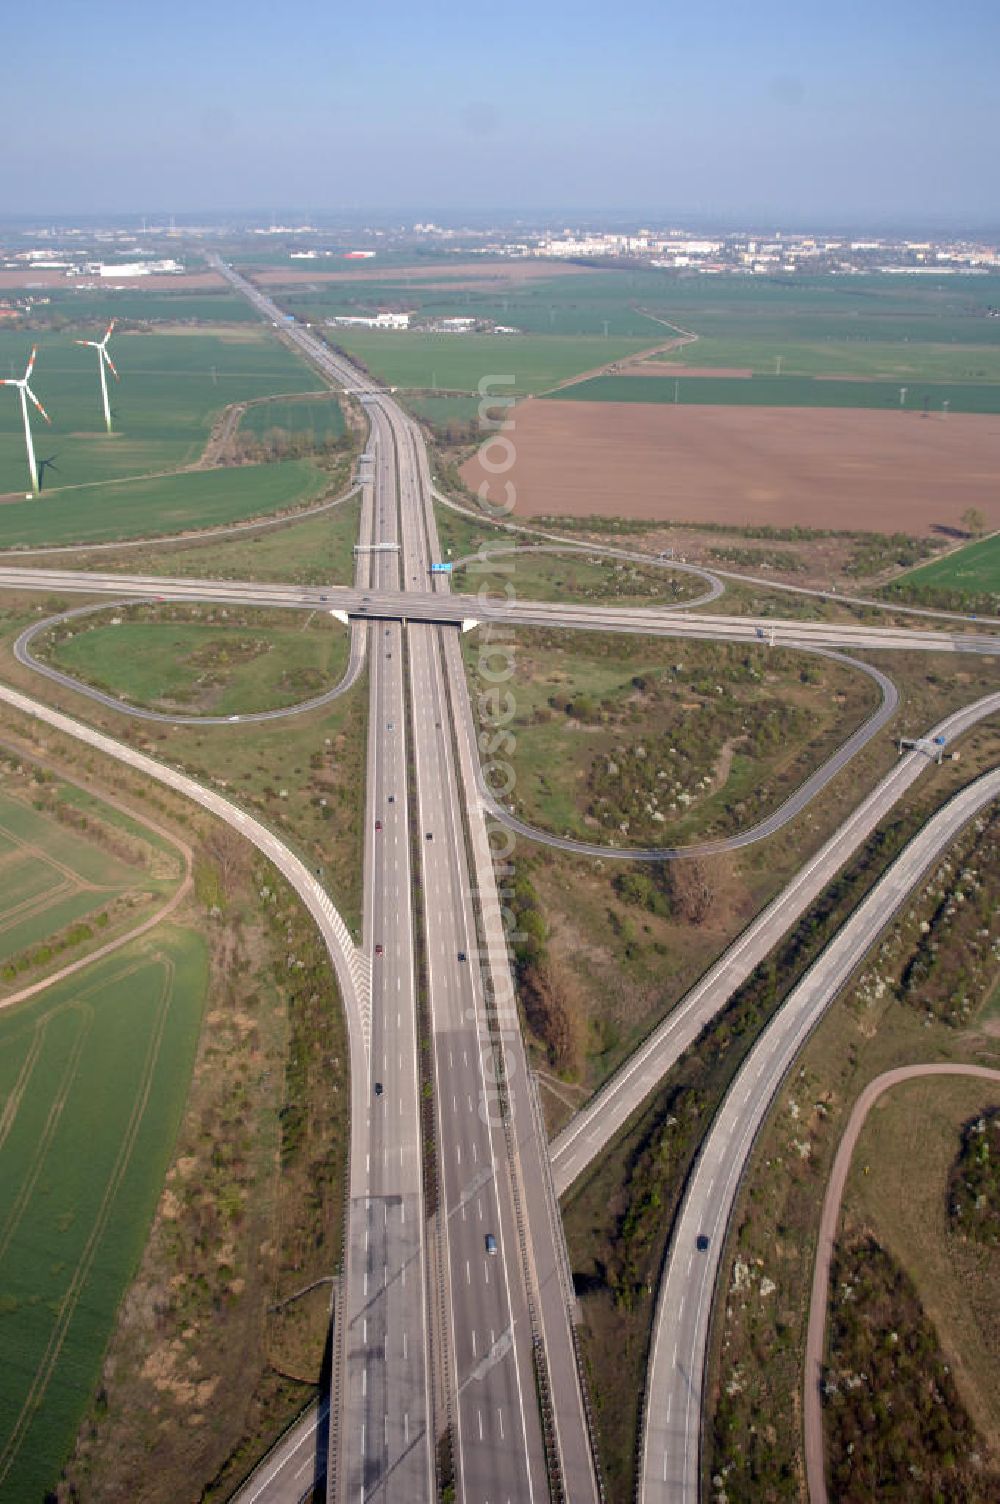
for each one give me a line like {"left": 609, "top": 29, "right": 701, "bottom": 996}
{"left": 25, "top": 346, "right": 38, "bottom": 380}
{"left": 25, "top": 386, "right": 51, "bottom": 423}
{"left": 103, "top": 350, "right": 120, "bottom": 381}
{"left": 104, "top": 319, "right": 116, "bottom": 341}
{"left": 76, "top": 339, "right": 99, "bottom": 348}
{"left": 0, "top": 378, "right": 18, "bottom": 387}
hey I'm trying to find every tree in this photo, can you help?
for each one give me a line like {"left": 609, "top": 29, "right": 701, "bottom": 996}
{"left": 668, "top": 856, "right": 717, "bottom": 925}
{"left": 960, "top": 507, "right": 987, "bottom": 538}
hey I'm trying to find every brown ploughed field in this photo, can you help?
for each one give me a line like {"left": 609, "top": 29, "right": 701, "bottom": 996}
{"left": 253, "top": 260, "right": 588, "bottom": 287}
{"left": 461, "top": 400, "right": 1000, "bottom": 533}
{"left": 0, "top": 270, "right": 226, "bottom": 291}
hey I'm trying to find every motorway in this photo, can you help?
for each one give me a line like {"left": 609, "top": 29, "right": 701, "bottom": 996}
{"left": 1, "top": 565, "right": 998, "bottom": 656}
{"left": 640, "top": 765, "right": 1000, "bottom": 1504}
{"left": 3, "top": 253, "right": 995, "bottom": 1504}
{"left": 550, "top": 688, "right": 1000, "bottom": 1198}
{"left": 204, "top": 259, "right": 598, "bottom": 1500}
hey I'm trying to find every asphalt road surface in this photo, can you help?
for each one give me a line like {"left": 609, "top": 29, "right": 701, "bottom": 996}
{"left": 640, "top": 765, "right": 1000, "bottom": 1504}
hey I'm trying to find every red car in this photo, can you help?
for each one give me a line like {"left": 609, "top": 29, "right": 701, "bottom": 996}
{"left": 375, "top": 819, "right": 383, "bottom": 831}
{"left": 375, "top": 943, "right": 384, "bottom": 956}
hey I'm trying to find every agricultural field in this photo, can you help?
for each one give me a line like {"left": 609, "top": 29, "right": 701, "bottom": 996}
{"left": 0, "top": 459, "right": 328, "bottom": 549}
{"left": 41, "top": 605, "right": 350, "bottom": 716}
{"left": 15, "top": 286, "right": 259, "bottom": 327}
{"left": 49, "top": 490, "right": 363, "bottom": 588}
{"left": 325, "top": 329, "right": 657, "bottom": 395}
{"left": 460, "top": 399, "right": 1000, "bottom": 534}
{"left": 239, "top": 394, "right": 345, "bottom": 441}
{"left": 277, "top": 267, "right": 676, "bottom": 338}
{"left": 0, "top": 775, "right": 183, "bottom": 993}
{"left": 559, "top": 372, "right": 1000, "bottom": 413}
{"left": 463, "top": 628, "right": 879, "bottom": 847}
{"left": 613, "top": 270, "right": 1000, "bottom": 352}
{"left": 0, "top": 931, "right": 207, "bottom": 1500}
{"left": 885, "top": 531, "right": 1000, "bottom": 615}
{"left": 640, "top": 335, "right": 1000, "bottom": 382}
{"left": 0, "top": 324, "right": 320, "bottom": 497}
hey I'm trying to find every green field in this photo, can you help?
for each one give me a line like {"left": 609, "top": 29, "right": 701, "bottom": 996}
{"left": 0, "top": 325, "right": 319, "bottom": 495}
{"left": 327, "top": 330, "right": 657, "bottom": 395}
{"left": 0, "top": 790, "right": 172, "bottom": 978}
{"left": 23, "top": 287, "right": 260, "bottom": 326}
{"left": 72, "top": 490, "right": 363, "bottom": 587}
{"left": 281, "top": 269, "right": 675, "bottom": 337}
{"left": 284, "top": 265, "right": 1000, "bottom": 368}
{"left": 653, "top": 335, "right": 1000, "bottom": 382}
{"left": 240, "top": 394, "right": 345, "bottom": 441}
{"left": 0, "top": 459, "right": 327, "bottom": 548}
{"left": 890, "top": 532, "right": 1000, "bottom": 599}
{"left": 46, "top": 607, "right": 350, "bottom": 715}
{"left": 555, "top": 372, "right": 1000, "bottom": 413}
{"left": 0, "top": 930, "right": 208, "bottom": 1500}
{"left": 404, "top": 393, "right": 485, "bottom": 427}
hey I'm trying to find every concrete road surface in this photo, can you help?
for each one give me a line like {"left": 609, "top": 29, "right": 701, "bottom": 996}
{"left": 1, "top": 566, "right": 997, "bottom": 656}
{"left": 550, "top": 689, "right": 1000, "bottom": 1198}
{"left": 641, "top": 765, "right": 1000, "bottom": 1504}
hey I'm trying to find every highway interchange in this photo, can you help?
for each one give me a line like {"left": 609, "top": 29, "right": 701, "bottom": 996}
{"left": 2, "top": 257, "right": 997, "bottom": 1504}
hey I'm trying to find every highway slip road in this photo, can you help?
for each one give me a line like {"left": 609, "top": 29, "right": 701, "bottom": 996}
{"left": 550, "top": 689, "right": 1000, "bottom": 1198}
{"left": 641, "top": 765, "right": 1000, "bottom": 1503}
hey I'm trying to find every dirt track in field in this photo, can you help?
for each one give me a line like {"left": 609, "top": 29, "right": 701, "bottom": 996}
{"left": 461, "top": 400, "right": 1000, "bottom": 534}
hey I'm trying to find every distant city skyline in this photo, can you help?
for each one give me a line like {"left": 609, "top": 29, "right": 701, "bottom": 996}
{"left": 5, "top": 0, "right": 998, "bottom": 222}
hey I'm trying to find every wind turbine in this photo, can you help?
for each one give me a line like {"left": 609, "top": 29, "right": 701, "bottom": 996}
{"left": 0, "top": 347, "right": 51, "bottom": 496}
{"left": 76, "top": 319, "right": 119, "bottom": 432}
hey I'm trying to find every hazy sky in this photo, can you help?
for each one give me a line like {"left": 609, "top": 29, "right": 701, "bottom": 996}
{"left": 4, "top": 0, "right": 998, "bottom": 224}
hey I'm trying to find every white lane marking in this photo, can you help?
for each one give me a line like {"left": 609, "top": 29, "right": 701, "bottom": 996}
{"left": 466, "top": 1260, "right": 471, "bottom": 1286}
{"left": 472, "top": 1330, "right": 477, "bottom": 1356}
{"left": 498, "top": 1408, "right": 504, "bottom": 1441}
{"left": 478, "top": 1409, "right": 483, "bottom": 1441}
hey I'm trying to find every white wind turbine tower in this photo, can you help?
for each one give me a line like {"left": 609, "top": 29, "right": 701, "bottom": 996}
{"left": 0, "top": 347, "right": 51, "bottom": 497}
{"left": 76, "top": 319, "right": 119, "bottom": 432}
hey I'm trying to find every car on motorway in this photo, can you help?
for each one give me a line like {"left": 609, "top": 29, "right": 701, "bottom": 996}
{"left": 458, "top": 951, "right": 467, "bottom": 962}
{"left": 426, "top": 831, "right": 433, "bottom": 841}
{"left": 375, "top": 943, "right": 384, "bottom": 956}
{"left": 375, "top": 819, "right": 382, "bottom": 831}
{"left": 696, "top": 1234, "right": 710, "bottom": 1251}
{"left": 388, "top": 794, "right": 395, "bottom": 803}
{"left": 374, "top": 1082, "right": 383, "bottom": 1097}
{"left": 485, "top": 1234, "right": 498, "bottom": 1256}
